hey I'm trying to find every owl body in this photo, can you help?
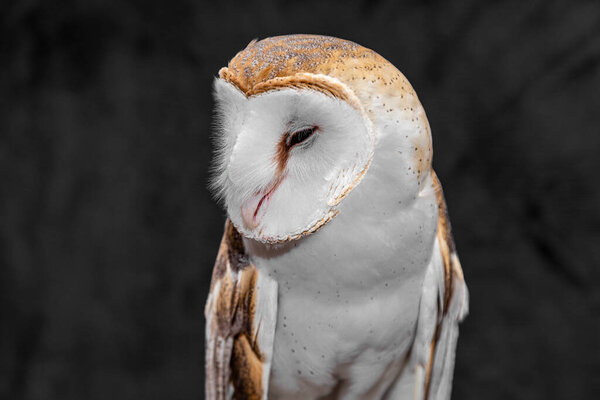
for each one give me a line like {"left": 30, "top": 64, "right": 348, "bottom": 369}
{"left": 205, "top": 35, "right": 468, "bottom": 400}
{"left": 247, "top": 173, "right": 439, "bottom": 399}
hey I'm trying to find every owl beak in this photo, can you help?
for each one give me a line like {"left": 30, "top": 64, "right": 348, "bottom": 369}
{"left": 241, "top": 191, "right": 268, "bottom": 230}
{"left": 240, "top": 173, "right": 286, "bottom": 230}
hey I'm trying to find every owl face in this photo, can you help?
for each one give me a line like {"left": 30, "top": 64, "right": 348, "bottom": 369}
{"left": 211, "top": 78, "right": 373, "bottom": 243}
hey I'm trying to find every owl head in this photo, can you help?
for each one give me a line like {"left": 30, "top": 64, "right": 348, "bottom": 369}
{"left": 211, "top": 35, "right": 432, "bottom": 243}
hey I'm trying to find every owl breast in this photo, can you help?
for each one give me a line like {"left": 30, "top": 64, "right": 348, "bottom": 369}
{"left": 245, "top": 169, "right": 439, "bottom": 399}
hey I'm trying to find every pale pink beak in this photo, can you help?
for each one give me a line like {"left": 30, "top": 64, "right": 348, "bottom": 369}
{"left": 241, "top": 191, "right": 269, "bottom": 230}
{"left": 240, "top": 174, "right": 286, "bottom": 230}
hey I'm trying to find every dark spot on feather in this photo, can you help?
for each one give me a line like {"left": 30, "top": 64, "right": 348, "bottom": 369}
{"left": 225, "top": 220, "right": 250, "bottom": 272}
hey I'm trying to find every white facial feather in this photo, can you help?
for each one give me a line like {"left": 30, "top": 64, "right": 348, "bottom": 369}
{"left": 211, "top": 78, "right": 373, "bottom": 242}
{"left": 209, "top": 79, "right": 247, "bottom": 203}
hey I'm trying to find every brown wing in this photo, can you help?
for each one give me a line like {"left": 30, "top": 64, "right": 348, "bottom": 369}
{"left": 431, "top": 170, "right": 465, "bottom": 316}
{"left": 423, "top": 171, "right": 469, "bottom": 399}
{"left": 205, "top": 220, "right": 278, "bottom": 400}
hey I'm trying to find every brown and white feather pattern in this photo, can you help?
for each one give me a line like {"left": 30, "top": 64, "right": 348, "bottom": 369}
{"left": 207, "top": 34, "right": 468, "bottom": 399}
{"left": 205, "top": 175, "right": 468, "bottom": 400}
{"left": 205, "top": 220, "right": 277, "bottom": 400}
{"left": 220, "top": 34, "right": 433, "bottom": 198}
{"left": 421, "top": 171, "right": 469, "bottom": 399}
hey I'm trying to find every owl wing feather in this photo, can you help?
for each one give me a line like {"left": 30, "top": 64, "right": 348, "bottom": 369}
{"left": 398, "top": 171, "right": 468, "bottom": 400}
{"left": 205, "top": 220, "right": 278, "bottom": 400}
{"left": 420, "top": 171, "right": 469, "bottom": 400}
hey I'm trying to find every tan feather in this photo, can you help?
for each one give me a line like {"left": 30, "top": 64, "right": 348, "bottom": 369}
{"left": 231, "top": 333, "right": 263, "bottom": 400}
{"left": 205, "top": 220, "right": 266, "bottom": 400}
{"left": 422, "top": 170, "right": 467, "bottom": 399}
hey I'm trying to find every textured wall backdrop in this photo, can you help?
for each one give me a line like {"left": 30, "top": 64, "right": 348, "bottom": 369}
{"left": 1, "top": 0, "right": 599, "bottom": 399}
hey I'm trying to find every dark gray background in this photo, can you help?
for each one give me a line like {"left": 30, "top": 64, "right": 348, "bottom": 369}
{"left": 1, "top": 0, "right": 599, "bottom": 399}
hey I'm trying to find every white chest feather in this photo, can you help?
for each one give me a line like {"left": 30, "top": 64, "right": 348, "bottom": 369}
{"left": 245, "top": 168, "right": 439, "bottom": 399}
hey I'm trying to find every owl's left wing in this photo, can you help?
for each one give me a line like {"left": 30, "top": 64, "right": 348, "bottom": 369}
{"left": 205, "top": 220, "right": 278, "bottom": 400}
{"left": 405, "top": 171, "right": 469, "bottom": 400}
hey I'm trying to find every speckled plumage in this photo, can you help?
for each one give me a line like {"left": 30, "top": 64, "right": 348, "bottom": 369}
{"left": 220, "top": 34, "right": 432, "bottom": 184}
{"left": 206, "top": 34, "right": 468, "bottom": 400}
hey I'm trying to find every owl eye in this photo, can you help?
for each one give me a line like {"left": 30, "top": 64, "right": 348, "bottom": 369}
{"left": 287, "top": 127, "right": 317, "bottom": 148}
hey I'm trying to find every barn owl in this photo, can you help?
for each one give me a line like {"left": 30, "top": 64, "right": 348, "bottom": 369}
{"left": 205, "top": 35, "right": 468, "bottom": 400}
